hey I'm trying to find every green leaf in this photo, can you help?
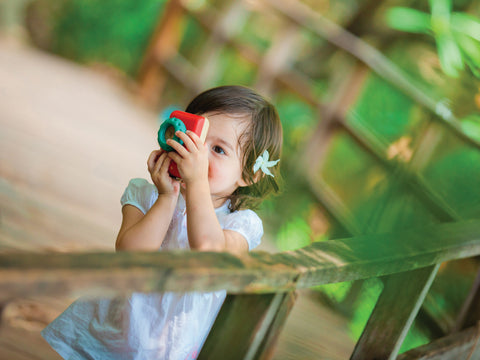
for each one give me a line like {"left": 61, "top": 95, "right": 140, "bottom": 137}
{"left": 275, "top": 217, "right": 312, "bottom": 251}
{"left": 436, "top": 33, "right": 464, "bottom": 77}
{"left": 430, "top": 0, "right": 452, "bottom": 36}
{"left": 385, "top": 7, "right": 431, "bottom": 34}
{"left": 430, "top": 0, "right": 452, "bottom": 20}
{"left": 460, "top": 114, "right": 480, "bottom": 142}
{"left": 454, "top": 32, "right": 480, "bottom": 77}
{"left": 451, "top": 12, "right": 480, "bottom": 42}
{"left": 455, "top": 33, "right": 480, "bottom": 63}
{"left": 463, "top": 56, "right": 480, "bottom": 78}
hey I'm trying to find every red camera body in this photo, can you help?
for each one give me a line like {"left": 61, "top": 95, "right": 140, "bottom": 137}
{"left": 162, "top": 110, "right": 209, "bottom": 179}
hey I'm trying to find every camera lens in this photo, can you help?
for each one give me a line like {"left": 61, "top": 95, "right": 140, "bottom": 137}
{"left": 158, "top": 117, "right": 187, "bottom": 151}
{"left": 164, "top": 125, "right": 176, "bottom": 141}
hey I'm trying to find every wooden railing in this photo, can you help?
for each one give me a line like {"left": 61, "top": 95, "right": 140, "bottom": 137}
{"left": 2, "top": 219, "right": 480, "bottom": 359}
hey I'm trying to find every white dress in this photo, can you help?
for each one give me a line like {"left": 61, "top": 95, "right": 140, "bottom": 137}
{"left": 42, "top": 178, "right": 263, "bottom": 360}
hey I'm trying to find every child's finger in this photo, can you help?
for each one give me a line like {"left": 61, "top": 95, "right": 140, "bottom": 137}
{"left": 176, "top": 130, "right": 198, "bottom": 152}
{"left": 166, "top": 137, "right": 190, "bottom": 157}
{"left": 153, "top": 152, "right": 168, "bottom": 174}
{"left": 167, "top": 151, "right": 182, "bottom": 165}
{"left": 186, "top": 130, "right": 202, "bottom": 147}
{"left": 159, "top": 153, "right": 172, "bottom": 174}
{"left": 147, "top": 149, "right": 163, "bottom": 172}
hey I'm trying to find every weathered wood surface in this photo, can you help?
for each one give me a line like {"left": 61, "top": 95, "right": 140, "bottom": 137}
{"left": 397, "top": 324, "right": 480, "bottom": 360}
{"left": 455, "top": 269, "right": 480, "bottom": 331}
{"left": 0, "top": 40, "right": 157, "bottom": 253}
{"left": 199, "top": 292, "right": 296, "bottom": 360}
{"left": 1, "top": 220, "right": 480, "bottom": 300}
{"left": 351, "top": 265, "right": 440, "bottom": 360}
{"left": 0, "top": 290, "right": 354, "bottom": 360}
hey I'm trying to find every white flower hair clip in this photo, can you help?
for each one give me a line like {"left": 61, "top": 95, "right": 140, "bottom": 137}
{"left": 253, "top": 150, "right": 280, "bottom": 177}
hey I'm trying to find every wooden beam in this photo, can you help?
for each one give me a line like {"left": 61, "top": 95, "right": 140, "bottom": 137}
{"left": 137, "top": 0, "right": 185, "bottom": 105}
{"left": 254, "top": 21, "right": 301, "bottom": 96}
{"left": 194, "top": 0, "right": 249, "bottom": 88}
{"left": 351, "top": 265, "right": 440, "bottom": 359}
{"left": 454, "top": 268, "right": 480, "bottom": 331}
{"left": 0, "top": 221, "right": 480, "bottom": 300}
{"left": 397, "top": 324, "right": 480, "bottom": 360}
{"left": 198, "top": 292, "right": 296, "bottom": 360}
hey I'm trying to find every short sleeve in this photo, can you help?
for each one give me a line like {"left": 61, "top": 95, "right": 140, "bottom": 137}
{"left": 222, "top": 210, "right": 263, "bottom": 251}
{"left": 120, "top": 178, "right": 158, "bottom": 214}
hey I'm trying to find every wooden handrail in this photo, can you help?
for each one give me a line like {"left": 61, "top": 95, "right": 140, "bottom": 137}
{"left": 1, "top": 220, "right": 480, "bottom": 300}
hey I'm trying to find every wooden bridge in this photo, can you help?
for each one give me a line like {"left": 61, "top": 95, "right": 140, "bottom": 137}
{"left": 2, "top": 0, "right": 480, "bottom": 358}
{"left": 1, "top": 220, "right": 480, "bottom": 359}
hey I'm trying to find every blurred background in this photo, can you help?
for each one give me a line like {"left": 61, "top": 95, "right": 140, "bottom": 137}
{"left": 1, "top": 0, "right": 480, "bottom": 359}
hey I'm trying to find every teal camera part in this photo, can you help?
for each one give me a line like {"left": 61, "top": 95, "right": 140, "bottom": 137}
{"left": 158, "top": 117, "right": 187, "bottom": 151}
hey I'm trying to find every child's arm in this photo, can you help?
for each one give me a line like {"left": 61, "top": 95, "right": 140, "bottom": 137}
{"left": 167, "top": 131, "right": 249, "bottom": 254}
{"left": 185, "top": 180, "right": 249, "bottom": 254}
{"left": 115, "top": 150, "right": 179, "bottom": 251}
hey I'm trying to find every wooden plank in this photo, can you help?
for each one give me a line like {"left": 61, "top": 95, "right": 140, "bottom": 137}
{"left": 254, "top": 22, "right": 301, "bottom": 96}
{"left": 1, "top": 221, "right": 480, "bottom": 299}
{"left": 194, "top": 0, "right": 249, "bottom": 88}
{"left": 198, "top": 292, "right": 296, "bottom": 360}
{"left": 137, "top": 0, "right": 185, "bottom": 105}
{"left": 454, "top": 268, "right": 480, "bottom": 331}
{"left": 0, "top": 43, "right": 157, "bottom": 252}
{"left": 351, "top": 265, "right": 440, "bottom": 360}
{"left": 0, "top": 325, "right": 63, "bottom": 360}
{"left": 397, "top": 324, "right": 480, "bottom": 360}
{"left": 254, "top": 291, "right": 297, "bottom": 360}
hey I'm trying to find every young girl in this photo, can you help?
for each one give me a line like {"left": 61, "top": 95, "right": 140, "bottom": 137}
{"left": 42, "top": 85, "right": 283, "bottom": 360}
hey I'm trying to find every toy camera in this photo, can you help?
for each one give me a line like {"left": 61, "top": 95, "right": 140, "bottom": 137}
{"left": 157, "top": 110, "right": 209, "bottom": 179}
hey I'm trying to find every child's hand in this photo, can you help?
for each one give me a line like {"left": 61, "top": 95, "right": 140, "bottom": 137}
{"left": 147, "top": 150, "right": 180, "bottom": 196}
{"left": 167, "top": 130, "right": 208, "bottom": 185}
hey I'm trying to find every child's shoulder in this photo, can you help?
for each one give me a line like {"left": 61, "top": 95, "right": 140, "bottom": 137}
{"left": 222, "top": 208, "right": 264, "bottom": 250}
{"left": 124, "top": 178, "right": 158, "bottom": 196}
{"left": 229, "top": 208, "right": 261, "bottom": 220}
{"left": 126, "top": 177, "right": 156, "bottom": 190}
{"left": 121, "top": 178, "right": 158, "bottom": 213}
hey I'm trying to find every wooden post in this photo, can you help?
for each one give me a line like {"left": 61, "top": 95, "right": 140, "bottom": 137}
{"left": 137, "top": 0, "right": 185, "bottom": 105}
{"left": 350, "top": 264, "right": 440, "bottom": 360}
{"left": 198, "top": 292, "right": 297, "bottom": 360}
{"left": 397, "top": 324, "right": 480, "bottom": 360}
{"left": 253, "top": 21, "right": 301, "bottom": 97}
{"left": 454, "top": 268, "right": 480, "bottom": 331}
{"left": 194, "top": 0, "right": 248, "bottom": 89}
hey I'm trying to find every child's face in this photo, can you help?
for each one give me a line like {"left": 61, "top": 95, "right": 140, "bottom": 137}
{"left": 202, "top": 112, "right": 250, "bottom": 206}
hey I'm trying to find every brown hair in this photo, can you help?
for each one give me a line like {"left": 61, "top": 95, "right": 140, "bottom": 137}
{"left": 185, "top": 85, "right": 283, "bottom": 211}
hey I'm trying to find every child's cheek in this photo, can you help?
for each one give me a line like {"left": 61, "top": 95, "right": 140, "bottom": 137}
{"left": 207, "top": 160, "right": 217, "bottom": 180}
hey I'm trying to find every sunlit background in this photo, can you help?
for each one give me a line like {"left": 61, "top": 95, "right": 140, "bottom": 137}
{"left": 1, "top": 0, "right": 480, "bottom": 359}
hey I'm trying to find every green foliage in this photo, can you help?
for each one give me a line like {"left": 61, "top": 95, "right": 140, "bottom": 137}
{"left": 316, "top": 281, "right": 352, "bottom": 304}
{"left": 348, "top": 279, "right": 383, "bottom": 340}
{"left": 275, "top": 92, "right": 317, "bottom": 156}
{"left": 461, "top": 113, "right": 480, "bottom": 141}
{"left": 216, "top": 48, "right": 257, "bottom": 86}
{"left": 275, "top": 216, "right": 312, "bottom": 251}
{"left": 422, "top": 137, "right": 480, "bottom": 219}
{"left": 50, "top": 0, "right": 166, "bottom": 75}
{"left": 386, "top": 0, "right": 480, "bottom": 78}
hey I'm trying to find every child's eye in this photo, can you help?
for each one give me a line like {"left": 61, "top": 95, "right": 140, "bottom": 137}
{"left": 213, "top": 145, "right": 225, "bottom": 155}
